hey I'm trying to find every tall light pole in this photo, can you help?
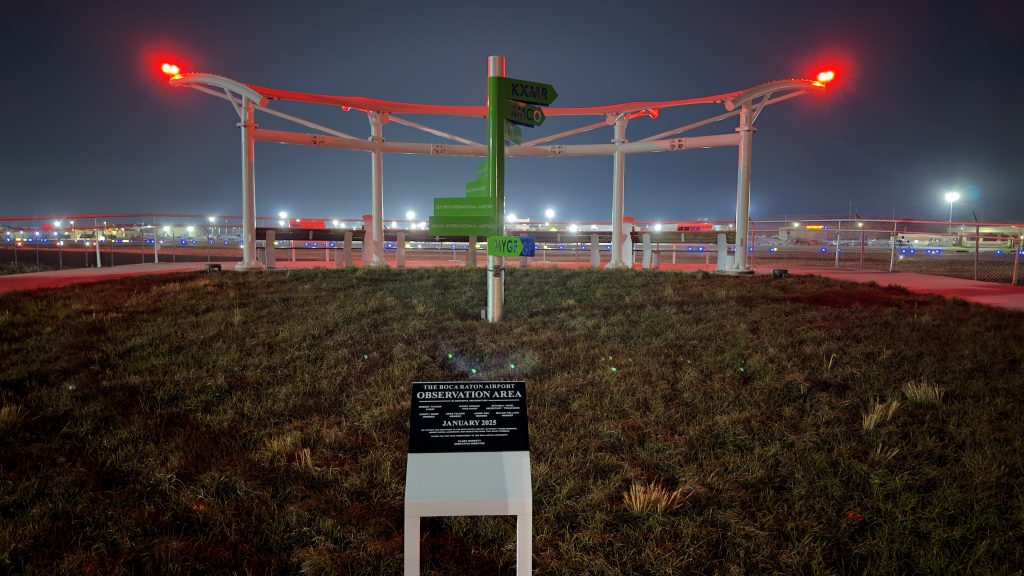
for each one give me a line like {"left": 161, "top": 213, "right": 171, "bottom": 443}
{"left": 944, "top": 191, "right": 960, "bottom": 222}
{"left": 945, "top": 191, "right": 961, "bottom": 245}
{"left": 206, "top": 216, "right": 216, "bottom": 262}
{"left": 54, "top": 220, "right": 63, "bottom": 270}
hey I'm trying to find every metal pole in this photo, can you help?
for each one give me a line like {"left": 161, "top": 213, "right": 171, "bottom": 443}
{"left": 57, "top": 230, "right": 62, "bottom": 270}
{"left": 486, "top": 55, "right": 506, "bottom": 323}
{"left": 974, "top": 225, "right": 979, "bottom": 281}
{"left": 860, "top": 226, "right": 865, "bottom": 268}
{"left": 834, "top": 220, "right": 841, "bottom": 268}
{"left": 749, "top": 220, "right": 755, "bottom": 267}
{"left": 368, "top": 112, "right": 387, "bottom": 266}
{"left": 1012, "top": 233, "right": 1021, "bottom": 286}
{"left": 609, "top": 114, "right": 629, "bottom": 268}
{"left": 153, "top": 217, "right": 159, "bottom": 263}
{"left": 730, "top": 104, "right": 754, "bottom": 273}
{"left": 889, "top": 220, "right": 898, "bottom": 272}
{"left": 94, "top": 218, "right": 101, "bottom": 268}
{"left": 237, "top": 97, "right": 264, "bottom": 270}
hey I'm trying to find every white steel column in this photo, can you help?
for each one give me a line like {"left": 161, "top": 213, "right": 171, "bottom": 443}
{"left": 608, "top": 114, "right": 629, "bottom": 268}
{"left": 729, "top": 104, "right": 755, "bottom": 274}
{"left": 236, "top": 97, "right": 264, "bottom": 270}
{"left": 368, "top": 112, "right": 388, "bottom": 266}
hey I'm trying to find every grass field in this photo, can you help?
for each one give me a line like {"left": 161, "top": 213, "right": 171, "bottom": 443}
{"left": 1, "top": 267, "right": 1022, "bottom": 575}
{"left": 0, "top": 262, "right": 54, "bottom": 276}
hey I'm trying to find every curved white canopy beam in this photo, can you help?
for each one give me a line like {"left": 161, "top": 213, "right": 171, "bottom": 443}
{"left": 723, "top": 78, "right": 825, "bottom": 111}
{"left": 169, "top": 73, "right": 266, "bottom": 106}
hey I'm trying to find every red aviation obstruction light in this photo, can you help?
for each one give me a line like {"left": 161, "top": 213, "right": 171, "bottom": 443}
{"left": 161, "top": 63, "right": 182, "bottom": 79}
{"left": 816, "top": 70, "right": 836, "bottom": 84}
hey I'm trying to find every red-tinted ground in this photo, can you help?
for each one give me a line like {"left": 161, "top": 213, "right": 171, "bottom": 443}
{"left": 2, "top": 260, "right": 1023, "bottom": 311}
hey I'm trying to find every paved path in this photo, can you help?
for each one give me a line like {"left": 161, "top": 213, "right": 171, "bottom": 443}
{"left": 0, "top": 263, "right": 216, "bottom": 293}
{"left": 772, "top": 267, "right": 1024, "bottom": 311}
{"left": 2, "top": 261, "right": 1022, "bottom": 312}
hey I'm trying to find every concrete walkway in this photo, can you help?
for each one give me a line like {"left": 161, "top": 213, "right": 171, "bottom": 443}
{"left": 771, "top": 267, "right": 1024, "bottom": 311}
{"left": 2, "top": 261, "right": 1022, "bottom": 312}
{"left": 0, "top": 263, "right": 217, "bottom": 293}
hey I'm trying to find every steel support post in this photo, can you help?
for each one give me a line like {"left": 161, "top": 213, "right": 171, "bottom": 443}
{"left": 94, "top": 218, "right": 101, "bottom": 268}
{"left": 974, "top": 225, "right": 980, "bottom": 281}
{"left": 834, "top": 221, "right": 842, "bottom": 268}
{"left": 236, "top": 97, "right": 264, "bottom": 270}
{"left": 368, "top": 112, "right": 388, "bottom": 266}
{"left": 729, "top": 104, "right": 755, "bottom": 274}
{"left": 608, "top": 114, "right": 629, "bottom": 268}
{"left": 486, "top": 55, "right": 506, "bottom": 323}
{"left": 1013, "top": 234, "right": 1022, "bottom": 286}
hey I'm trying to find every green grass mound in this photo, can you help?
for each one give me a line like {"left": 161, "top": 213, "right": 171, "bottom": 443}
{"left": 1, "top": 268, "right": 1022, "bottom": 574}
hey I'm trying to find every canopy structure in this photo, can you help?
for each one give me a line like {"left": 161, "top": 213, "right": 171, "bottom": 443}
{"left": 168, "top": 64, "right": 828, "bottom": 271}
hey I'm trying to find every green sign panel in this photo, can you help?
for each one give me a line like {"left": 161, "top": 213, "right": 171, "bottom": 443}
{"left": 487, "top": 235, "right": 523, "bottom": 257}
{"left": 504, "top": 121, "right": 523, "bottom": 145}
{"left": 499, "top": 78, "right": 559, "bottom": 106}
{"left": 429, "top": 216, "right": 498, "bottom": 237}
{"left": 463, "top": 160, "right": 489, "bottom": 197}
{"left": 429, "top": 161, "right": 497, "bottom": 236}
{"left": 433, "top": 197, "right": 495, "bottom": 217}
{"left": 504, "top": 100, "right": 546, "bottom": 127}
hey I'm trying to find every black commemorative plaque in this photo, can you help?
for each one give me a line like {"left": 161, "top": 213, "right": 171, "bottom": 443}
{"left": 409, "top": 381, "right": 529, "bottom": 453}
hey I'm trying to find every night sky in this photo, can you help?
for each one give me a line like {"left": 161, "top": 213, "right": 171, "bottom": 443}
{"left": 2, "top": 0, "right": 1022, "bottom": 223}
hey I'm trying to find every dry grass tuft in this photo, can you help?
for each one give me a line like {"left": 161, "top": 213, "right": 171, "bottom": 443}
{"left": 0, "top": 403, "right": 20, "bottom": 430}
{"left": 623, "top": 481, "right": 688, "bottom": 515}
{"left": 902, "top": 380, "right": 945, "bottom": 405}
{"left": 295, "top": 447, "right": 316, "bottom": 471}
{"left": 871, "top": 441, "right": 900, "bottom": 462}
{"left": 862, "top": 396, "right": 901, "bottom": 432}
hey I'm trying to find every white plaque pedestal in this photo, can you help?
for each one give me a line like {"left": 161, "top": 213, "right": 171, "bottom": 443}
{"left": 404, "top": 450, "right": 532, "bottom": 575}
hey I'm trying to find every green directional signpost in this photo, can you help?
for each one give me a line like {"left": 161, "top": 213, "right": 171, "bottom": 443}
{"left": 488, "top": 69, "right": 557, "bottom": 322}
{"left": 504, "top": 122, "right": 522, "bottom": 145}
{"left": 429, "top": 58, "right": 556, "bottom": 323}
{"left": 500, "top": 77, "right": 559, "bottom": 106}
{"left": 503, "top": 100, "right": 546, "bottom": 127}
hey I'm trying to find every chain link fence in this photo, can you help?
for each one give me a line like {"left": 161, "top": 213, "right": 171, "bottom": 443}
{"left": 748, "top": 219, "right": 1024, "bottom": 284}
{"left": 4, "top": 215, "right": 1023, "bottom": 285}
